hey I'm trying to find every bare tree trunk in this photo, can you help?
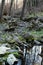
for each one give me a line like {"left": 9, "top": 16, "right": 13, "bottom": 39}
{"left": 16, "top": 0, "right": 18, "bottom": 9}
{"left": 9, "top": 0, "right": 14, "bottom": 16}
{"left": 20, "top": 0, "right": 27, "bottom": 20}
{"left": 29, "top": 0, "right": 32, "bottom": 14}
{"left": 0, "top": 0, "right": 5, "bottom": 19}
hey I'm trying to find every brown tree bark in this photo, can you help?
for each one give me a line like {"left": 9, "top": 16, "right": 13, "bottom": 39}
{"left": 0, "top": 0, "right": 5, "bottom": 19}
{"left": 9, "top": 0, "right": 14, "bottom": 16}
{"left": 20, "top": 0, "right": 27, "bottom": 20}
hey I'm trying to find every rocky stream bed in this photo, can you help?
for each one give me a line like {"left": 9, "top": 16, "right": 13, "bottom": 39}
{"left": 0, "top": 15, "right": 43, "bottom": 65}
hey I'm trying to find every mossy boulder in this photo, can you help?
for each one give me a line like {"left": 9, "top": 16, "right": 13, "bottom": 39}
{"left": 23, "top": 32, "right": 34, "bottom": 43}
{"left": 0, "top": 50, "right": 23, "bottom": 61}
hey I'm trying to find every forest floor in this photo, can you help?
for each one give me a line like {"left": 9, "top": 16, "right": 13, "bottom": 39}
{"left": 0, "top": 13, "right": 43, "bottom": 65}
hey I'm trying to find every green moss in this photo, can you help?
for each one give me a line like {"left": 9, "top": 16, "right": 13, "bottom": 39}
{"left": 26, "top": 12, "right": 43, "bottom": 18}
{"left": 18, "top": 36, "right": 26, "bottom": 42}
{"left": 29, "top": 29, "right": 43, "bottom": 40}
{"left": 0, "top": 62, "right": 2, "bottom": 65}
{"left": 0, "top": 51, "right": 21, "bottom": 61}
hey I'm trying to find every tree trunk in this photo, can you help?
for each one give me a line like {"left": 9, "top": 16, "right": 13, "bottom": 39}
{"left": 20, "top": 0, "right": 27, "bottom": 20}
{"left": 9, "top": 0, "right": 14, "bottom": 16}
{"left": 0, "top": 0, "right": 5, "bottom": 19}
{"left": 16, "top": 0, "right": 18, "bottom": 9}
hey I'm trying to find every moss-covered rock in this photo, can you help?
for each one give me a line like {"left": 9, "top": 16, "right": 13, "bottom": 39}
{"left": 0, "top": 50, "right": 23, "bottom": 61}
{"left": 23, "top": 32, "right": 34, "bottom": 43}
